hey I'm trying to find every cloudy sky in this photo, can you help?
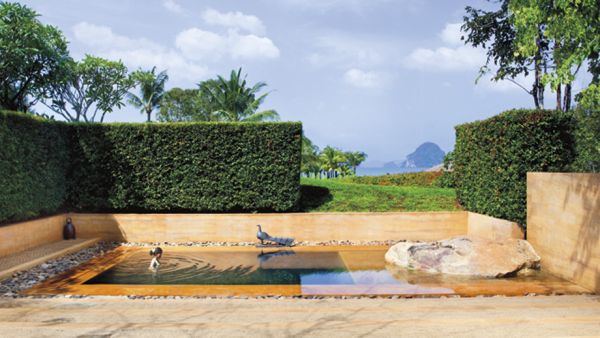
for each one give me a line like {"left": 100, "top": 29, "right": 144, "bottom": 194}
{"left": 19, "top": 0, "right": 579, "bottom": 163}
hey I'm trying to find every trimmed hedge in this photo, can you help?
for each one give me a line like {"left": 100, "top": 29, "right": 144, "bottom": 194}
{"left": 69, "top": 123, "right": 302, "bottom": 212}
{"left": 0, "top": 111, "right": 302, "bottom": 223}
{"left": 453, "top": 109, "right": 576, "bottom": 226}
{"left": 0, "top": 111, "right": 70, "bottom": 223}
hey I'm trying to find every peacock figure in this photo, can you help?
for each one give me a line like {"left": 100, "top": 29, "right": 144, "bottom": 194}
{"left": 256, "top": 225, "right": 295, "bottom": 247}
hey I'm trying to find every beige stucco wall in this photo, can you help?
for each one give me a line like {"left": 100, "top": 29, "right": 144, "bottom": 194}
{"left": 0, "top": 214, "right": 67, "bottom": 258}
{"left": 2, "top": 211, "right": 527, "bottom": 257}
{"left": 527, "top": 172, "right": 600, "bottom": 294}
{"left": 69, "top": 212, "right": 468, "bottom": 243}
{"left": 467, "top": 212, "right": 524, "bottom": 240}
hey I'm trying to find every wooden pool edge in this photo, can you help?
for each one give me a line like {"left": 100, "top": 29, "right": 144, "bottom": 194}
{"left": 22, "top": 245, "right": 593, "bottom": 298}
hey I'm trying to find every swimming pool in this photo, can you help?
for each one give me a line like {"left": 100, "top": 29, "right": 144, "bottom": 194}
{"left": 24, "top": 246, "right": 591, "bottom": 297}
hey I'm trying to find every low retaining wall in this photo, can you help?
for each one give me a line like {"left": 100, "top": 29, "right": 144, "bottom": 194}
{"left": 1, "top": 210, "right": 526, "bottom": 258}
{"left": 527, "top": 173, "right": 600, "bottom": 294}
{"left": 467, "top": 212, "right": 524, "bottom": 241}
{"left": 69, "top": 212, "right": 468, "bottom": 243}
{"left": 0, "top": 214, "right": 66, "bottom": 258}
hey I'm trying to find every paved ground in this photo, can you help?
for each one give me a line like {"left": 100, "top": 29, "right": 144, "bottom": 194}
{"left": 0, "top": 295, "right": 598, "bottom": 337}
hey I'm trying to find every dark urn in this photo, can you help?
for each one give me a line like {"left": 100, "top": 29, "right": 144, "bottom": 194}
{"left": 63, "top": 217, "right": 76, "bottom": 240}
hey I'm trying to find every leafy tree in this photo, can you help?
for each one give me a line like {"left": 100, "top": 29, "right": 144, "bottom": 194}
{"left": 0, "top": 2, "right": 70, "bottom": 111}
{"left": 158, "top": 88, "right": 202, "bottom": 122}
{"left": 344, "top": 151, "right": 367, "bottom": 175}
{"left": 462, "top": 0, "right": 549, "bottom": 108}
{"left": 128, "top": 67, "right": 169, "bottom": 122}
{"left": 508, "top": 0, "right": 600, "bottom": 111}
{"left": 201, "top": 68, "right": 279, "bottom": 122}
{"left": 42, "top": 55, "right": 132, "bottom": 122}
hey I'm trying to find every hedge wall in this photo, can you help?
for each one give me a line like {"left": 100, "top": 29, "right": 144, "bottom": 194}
{"left": 0, "top": 111, "right": 302, "bottom": 223}
{"left": 453, "top": 109, "right": 576, "bottom": 226}
{"left": 69, "top": 123, "right": 302, "bottom": 212}
{"left": 0, "top": 111, "right": 70, "bottom": 223}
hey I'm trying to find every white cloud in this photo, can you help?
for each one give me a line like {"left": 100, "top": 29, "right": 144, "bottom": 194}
{"left": 72, "top": 22, "right": 209, "bottom": 85}
{"left": 73, "top": 22, "right": 161, "bottom": 51}
{"left": 175, "top": 28, "right": 279, "bottom": 61}
{"left": 72, "top": 21, "right": 279, "bottom": 85}
{"left": 403, "top": 22, "right": 485, "bottom": 72}
{"left": 163, "top": 0, "right": 182, "bottom": 13}
{"left": 343, "top": 68, "right": 385, "bottom": 88}
{"left": 202, "top": 9, "right": 266, "bottom": 36}
{"left": 440, "top": 23, "right": 463, "bottom": 46}
{"left": 404, "top": 46, "right": 485, "bottom": 71}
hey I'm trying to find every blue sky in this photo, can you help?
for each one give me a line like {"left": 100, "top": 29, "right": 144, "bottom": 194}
{"left": 19, "top": 0, "right": 584, "bottom": 163}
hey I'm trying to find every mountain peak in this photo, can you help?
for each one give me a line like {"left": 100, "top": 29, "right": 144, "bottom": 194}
{"left": 401, "top": 142, "right": 445, "bottom": 168}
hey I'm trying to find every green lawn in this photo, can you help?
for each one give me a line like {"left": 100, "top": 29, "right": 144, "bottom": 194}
{"left": 300, "top": 178, "right": 460, "bottom": 212}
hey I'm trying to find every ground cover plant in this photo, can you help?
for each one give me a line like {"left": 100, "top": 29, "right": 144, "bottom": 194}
{"left": 300, "top": 178, "right": 459, "bottom": 212}
{"left": 343, "top": 172, "right": 443, "bottom": 188}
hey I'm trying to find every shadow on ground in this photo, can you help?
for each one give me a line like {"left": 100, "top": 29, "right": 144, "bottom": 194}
{"left": 299, "top": 185, "right": 332, "bottom": 211}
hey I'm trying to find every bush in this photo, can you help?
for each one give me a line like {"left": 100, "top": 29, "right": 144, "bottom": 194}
{"left": 0, "top": 111, "right": 70, "bottom": 223}
{"left": 345, "top": 172, "right": 443, "bottom": 187}
{"left": 0, "top": 111, "right": 302, "bottom": 223}
{"left": 68, "top": 122, "right": 302, "bottom": 212}
{"left": 453, "top": 109, "right": 576, "bottom": 226}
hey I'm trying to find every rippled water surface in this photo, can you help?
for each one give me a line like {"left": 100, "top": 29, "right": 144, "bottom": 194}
{"left": 84, "top": 248, "right": 559, "bottom": 297}
{"left": 86, "top": 250, "right": 369, "bottom": 285}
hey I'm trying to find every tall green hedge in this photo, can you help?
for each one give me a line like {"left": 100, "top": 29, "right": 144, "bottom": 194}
{"left": 0, "top": 111, "right": 302, "bottom": 223}
{"left": 453, "top": 109, "right": 576, "bottom": 226}
{"left": 0, "top": 111, "right": 70, "bottom": 223}
{"left": 69, "top": 122, "right": 302, "bottom": 212}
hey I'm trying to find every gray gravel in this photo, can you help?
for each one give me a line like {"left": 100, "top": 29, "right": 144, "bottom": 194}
{"left": 0, "top": 242, "right": 118, "bottom": 297}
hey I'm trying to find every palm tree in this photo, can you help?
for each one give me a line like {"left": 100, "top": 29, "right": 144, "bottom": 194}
{"left": 301, "top": 136, "right": 321, "bottom": 177}
{"left": 345, "top": 151, "right": 368, "bottom": 175}
{"left": 128, "top": 67, "right": 169, "bottom": 122}
{"left": 201, "top": 68, "right": 279, "bottom": 122}
{"left": 319, "top": 146, "right": 346, "bottom": 179}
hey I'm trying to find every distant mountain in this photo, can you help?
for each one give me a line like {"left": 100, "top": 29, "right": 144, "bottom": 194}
{"left": 357, "top": 142, "right": 446, "bottom": 176}
{"left": 399, "top": 142, "right": 445, "bottom": 169}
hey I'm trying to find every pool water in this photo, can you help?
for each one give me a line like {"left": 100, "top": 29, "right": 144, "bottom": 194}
{"left": 86, "top": 251, "right": 360, "bottom": 285}
{"left": 25, "top": 246, "right": 591, "bottom": 297}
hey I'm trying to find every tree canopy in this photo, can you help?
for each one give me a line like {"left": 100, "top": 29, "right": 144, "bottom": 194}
{"left": 42, "top": 55, "right": 133, "bottom": 122}
{"left": 0, "top": 2, "right": 70, "bottom": 112}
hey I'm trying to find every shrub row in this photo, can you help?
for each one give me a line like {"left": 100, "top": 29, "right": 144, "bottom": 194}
{"left": 0, "top": 111, "right": 302, "bottom": 223}
{"left": 453, "top": 109, "right": 576, "bottom": 226}
{"left": 69, "top": 122, "right": 302, "bottom": 212}
{"left": 0, "top": 111, "right": 70, "bottom": 223}
{"left": 345, "top": 172, "right": 443, "bottom": 187}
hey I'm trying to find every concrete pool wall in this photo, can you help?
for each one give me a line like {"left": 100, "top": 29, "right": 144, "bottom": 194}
{"left": 0, "top": 211, "right": 521, "bottom": 257}
{"left": 527, "top": 172, "right": 600, "bottom": 294}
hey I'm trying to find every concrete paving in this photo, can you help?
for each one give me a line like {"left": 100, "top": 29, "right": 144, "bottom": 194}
{"left": 0, "top": 295, "right": 598, "bottom": 337}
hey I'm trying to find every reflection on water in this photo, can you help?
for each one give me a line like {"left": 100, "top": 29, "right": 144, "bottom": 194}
{"left": 84, "top": 248, "right": 556, "bottom": 296}
{"left": 86, "top": 250, "right": 352, "bottom": 285}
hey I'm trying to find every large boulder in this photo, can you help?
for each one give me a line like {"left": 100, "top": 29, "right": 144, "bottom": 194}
{"left": 385, "top": 236, "right": 540, "bottom": 278}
